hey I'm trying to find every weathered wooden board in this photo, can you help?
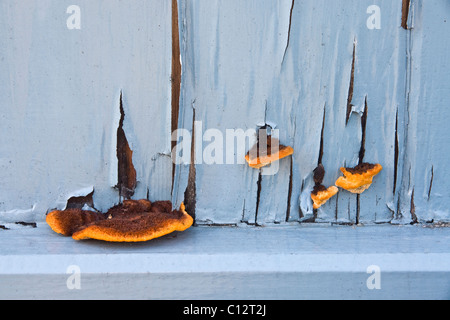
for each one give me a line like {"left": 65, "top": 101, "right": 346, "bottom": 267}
{"left": 1, "top": 0, "right": 449, "bottom": 225}
{"left": 173, "top": 0, "right": 292, "bottom": 225}
{"left": 0, "top": 0, "right": 172, "bottom": 221}
{"left": 277, "top": 0, "right": 407, "bottom": 224}
{"left": 398, "top": 0, "right": 450, "bottom": 223}
{"left": 174, "top": 0, "right": 436, "bottom": 225}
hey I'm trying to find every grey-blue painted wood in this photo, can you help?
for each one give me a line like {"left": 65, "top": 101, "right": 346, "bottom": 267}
{"left": 1, "top": 0, "right": 450, "bottom": 225}
{"left": 174, "top": 0, "right": 450, "bottom": 225}
{"left": 398, "top": 0, "right": 450, "bottom": 224}
{"left": 0, "top": 0, "right": 172, "bottom": 221}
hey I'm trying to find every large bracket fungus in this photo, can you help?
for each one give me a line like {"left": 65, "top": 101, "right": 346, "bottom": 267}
{"left": 46, "top": 199, "right": 193, "bottom": 243}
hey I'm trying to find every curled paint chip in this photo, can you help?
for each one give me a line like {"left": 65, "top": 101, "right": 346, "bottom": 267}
{"left": 245, "top": 137, "right": 294, "bottom": 169}
{"left": 311, "top": 185, "right": 339, "bottom": 210}
{"left": 335, "top": 163, "right": 383, "bottom": 194}
{"left": 46, "top": 200, "right": 193, "bottom": 243}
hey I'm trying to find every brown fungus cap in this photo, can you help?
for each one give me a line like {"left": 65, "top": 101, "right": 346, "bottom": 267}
{"left": 46, "top": 209, "right": 105, "bottom": 236}
{"left": 46, "top": 200, "right": 193, "bottom": 243}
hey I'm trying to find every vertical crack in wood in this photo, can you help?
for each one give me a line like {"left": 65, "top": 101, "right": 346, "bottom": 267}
{"left": 255, "top": 171, "right": 262, "bottom": 226}
{"left": 252, "top": 126, "right": 270, "bottom": 225}
{"left": 359, "top": 96, "right": 368, "bottom": 165}
{"left": 347, "top": 201, "right": 351, "bottom": 222}
{"left": 241, "top": 199, "right": 246, "bottom": 223}
{"left": 346, "top": 41, "right": 356, "bottom": 125}
{"left": 356, "top": 194, "right": 361, "bottom": 225}
{"left": 410, "top": 188, "right": 418, "bottom": 224}
{"left": 428, "top": 166, "right": 434, "bottom": 201}
{"left": 318, "top": 104, "right": 326, "bottom": 165}
{"left": 171, "top": 0, "right": 182, "bottom": 189}
{"left": 282, "top": 0, "right": 295, "bottom": 65}
{"left": 393, "top": 108, "right": 399, "bottom": 194}
{"left": 184, "top": 108, "right": 196, "bottom": 222}
{"left": 356, "top": 97, "right": 368, "bottom": 225}
{"left": 401, "top": 0, "right": 411, "bottom": 30}
{"left": 311, "top": 105, "right": 326, "bottom": 222}
{"left": 335, "top": 192, "right": 339, "bottom": 222}
{"left": 117, "top": 91, "right": 137, "bottom": 201}
{"left": 285, "top": 156, "right": 293, "bottom": 222}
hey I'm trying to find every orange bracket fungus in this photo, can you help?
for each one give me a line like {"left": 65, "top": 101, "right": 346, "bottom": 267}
{"left": 245, "top": 131, "right": 294, "bottom": 169}
{"left": 335, "top": 163, "right": 383, "bottom": 194}
{"left": 46, "top": 199, "right": 193, "bottom": 242}
{"left": 311, "top": 185, "right": 339, "bottom": 210}
{"left": 310, "top": 164, "right": 339, "bottom": 209}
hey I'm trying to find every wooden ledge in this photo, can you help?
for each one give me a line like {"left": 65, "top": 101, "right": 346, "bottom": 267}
{"left": 0, "top": 224, "right": 449, "bottom": 299}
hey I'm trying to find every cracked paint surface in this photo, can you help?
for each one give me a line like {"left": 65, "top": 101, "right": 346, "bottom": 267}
{"left": 0, "top": 0, "right": 173, "bottom": 221}
{"left": 1, "top": 0, "right": 449, "bottom": 225}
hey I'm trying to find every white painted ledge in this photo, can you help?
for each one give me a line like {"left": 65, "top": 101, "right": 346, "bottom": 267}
{"left": 0, "top": 224, "right": 449, "bottom": 300}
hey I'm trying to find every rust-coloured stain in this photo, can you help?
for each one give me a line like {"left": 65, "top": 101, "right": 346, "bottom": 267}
{"left": 46, "top": 199, "right": 193, "bottom": 242}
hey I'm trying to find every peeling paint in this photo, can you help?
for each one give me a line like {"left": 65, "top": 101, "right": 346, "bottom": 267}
{"left": 0, "top": 204, "right": 37, "bottom": 224}
{"left": 65, "top": 190, "right": 96, "bottom": 211}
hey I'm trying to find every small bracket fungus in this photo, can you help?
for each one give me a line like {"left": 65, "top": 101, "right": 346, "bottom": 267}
{"left": 310, "top": 164, "right": 339, "bottom": 209}
{"left": 311, "top": 185, "right": 339, "bottom": 210}
{"left": 335, "top": 163, "right": 383, "bottom": 194}
{"left": 46, "top": 199, "right": 193, "bottom": 243}
{"left": 245, "top": 132, "right": 294, "bottom": 169}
